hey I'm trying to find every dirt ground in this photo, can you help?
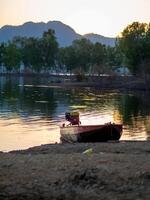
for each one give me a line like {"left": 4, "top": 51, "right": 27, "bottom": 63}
{"left": 0, "top": 141, "right": 150, "bottom": 200}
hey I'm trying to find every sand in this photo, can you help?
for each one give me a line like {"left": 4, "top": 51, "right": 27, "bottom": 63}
{"left": 0, "top": 141, "right": 150, "bottom": 200}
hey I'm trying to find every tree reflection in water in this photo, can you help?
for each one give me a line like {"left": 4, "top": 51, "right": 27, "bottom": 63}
{"left": 0, "top": 76, "right": 150, "bottom": 151}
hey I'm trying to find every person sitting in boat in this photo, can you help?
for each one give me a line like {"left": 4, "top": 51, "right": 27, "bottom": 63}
{"left": 65, "top": 112, "right": 80, "bottom": 126}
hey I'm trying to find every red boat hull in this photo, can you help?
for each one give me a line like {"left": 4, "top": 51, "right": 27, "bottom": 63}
{"left": 60, "top": 124, "right": 122, "bottom": 143}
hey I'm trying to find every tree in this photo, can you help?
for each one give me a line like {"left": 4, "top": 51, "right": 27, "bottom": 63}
{"left": 118, "top": 22, "right": 148, "bottom": 74}
{"left": 21, "top": 37, "right": 43, "bottom": 72}
{"left": 58, "top": 47, "right": 77, "bottom": 73}
{"left": 106, "top": 46, "right": 123, "bottom": 67}
{"left": 11, "top": 30, "right": 59, "bottom": 73}
{"left": 41, "top": 29, "right": 58, "bottom": 70}
{"left": 58, "top": 39, "right": 93, "bottom": 74}
{"left": 72, "top": 38, "right": 93, "bottom": 73}
{"left": 141, "top": 23, "right": 150, "bottom": 75}
{"left": 0, "top": 43, "right": 5, "bottom": 66}
{"left": 3, "top": 43, "right": 21, "bottom": 71}
{"left": 91, "top": 42, "right": 107, "bottom": 75}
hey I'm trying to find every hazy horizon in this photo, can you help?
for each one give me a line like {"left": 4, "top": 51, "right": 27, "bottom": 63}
{"left": 0, "top": 0, "right": 150, "bottom": 37}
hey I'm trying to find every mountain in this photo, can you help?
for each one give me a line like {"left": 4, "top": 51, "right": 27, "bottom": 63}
{"left": 83, "top": 33, "right": 116, "bottom": 46}
{"left": 0, "top": 21, "right": 115, "bottom": 47}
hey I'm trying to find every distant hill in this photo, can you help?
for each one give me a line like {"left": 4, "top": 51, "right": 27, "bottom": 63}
{"left": 0, "top": 21, "right": 115, "bottom": 47}
{"left": 83, "top": 33, "right": 116, "bottom": 46}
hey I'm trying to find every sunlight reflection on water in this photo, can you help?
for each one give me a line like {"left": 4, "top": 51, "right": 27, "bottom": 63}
{"left": 1, "top": 77, "right": 150, "bottom": 151}
{"left": 0, "top": 117, "right": 60, "bottom": 152}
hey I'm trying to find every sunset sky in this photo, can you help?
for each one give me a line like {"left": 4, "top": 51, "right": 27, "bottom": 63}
{"left": 0, "top": 0, "right": 150, "bottom": 37}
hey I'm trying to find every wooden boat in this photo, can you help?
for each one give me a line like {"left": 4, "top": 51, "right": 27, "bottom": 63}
{"left": 60, "top": 112, "right": 123, "bottom": 143}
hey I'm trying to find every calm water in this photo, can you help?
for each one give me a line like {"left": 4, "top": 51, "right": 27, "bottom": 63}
{"left": 1, "top": 76, "right": 150, "bottom": 152}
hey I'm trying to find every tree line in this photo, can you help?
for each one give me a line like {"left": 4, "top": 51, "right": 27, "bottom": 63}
{"left": 0, "top": 29, "right": 121, "bottom": 75}
{"left": 0, "top": 22, "right": 150, "bottom": 76}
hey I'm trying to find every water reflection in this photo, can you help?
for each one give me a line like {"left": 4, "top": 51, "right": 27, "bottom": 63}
{"left": 0, "top": 117, "right": 60, "bottom": 152}
{"left": 1, "top": 76, "right": 150, "bottom": 151}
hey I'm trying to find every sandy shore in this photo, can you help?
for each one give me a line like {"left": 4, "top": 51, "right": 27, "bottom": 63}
{"left": 0, "top": 141, "right": 150, "bottom": 200}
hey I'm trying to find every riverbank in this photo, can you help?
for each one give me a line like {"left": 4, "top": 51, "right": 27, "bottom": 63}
{"left": 0, "top": 141, "right": 150, "bottom": 199}
{"left": 1, "top": 73, "right": 150, "bottom": 90}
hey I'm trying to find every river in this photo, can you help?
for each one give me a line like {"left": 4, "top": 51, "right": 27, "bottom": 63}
{"left": 0, "top": 76, "right": 150, "bottom": 151}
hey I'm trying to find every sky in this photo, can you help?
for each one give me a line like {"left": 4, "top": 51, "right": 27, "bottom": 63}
{"left": 0, "top": 0, "right": 150, "bottom": 37}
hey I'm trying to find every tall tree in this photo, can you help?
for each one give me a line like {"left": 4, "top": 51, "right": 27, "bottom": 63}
{"left": 141, "top": 23, "right": 150, "bottom": 74}
{"left": 3, "top": 43, "right": 21, "bottom": 71}
{"left": 41, "top": 29, "right": 58, "bottom": 70}
{"left": 118, "top": 22, "right": 148, "bottom": 74}
{"left": 58, "top": 47, "right": 77, "bottom": 73}
{"left": 72, "top": 38, "right": 93, "bottom": 72}
{"left": 91, "top": 42, "right": 107, "bottom": 75}
{"left": 21, "top": 37, "right": 43, "bottom": 72}
{"left": 0, "top": 43, "right": 5, "bottom": 66}
{"left": 106, "top": 46, "right": 123, "bottom": 67}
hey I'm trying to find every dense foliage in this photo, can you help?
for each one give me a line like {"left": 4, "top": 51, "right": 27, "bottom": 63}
{"left": 0, "top": 22, "right": 150, "bottom": 76}
{"left": 0, "top": 29, "right": 121, "bottom": 75}
{"left": 118, "top": 22, "right": 150, "bottom": 75}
